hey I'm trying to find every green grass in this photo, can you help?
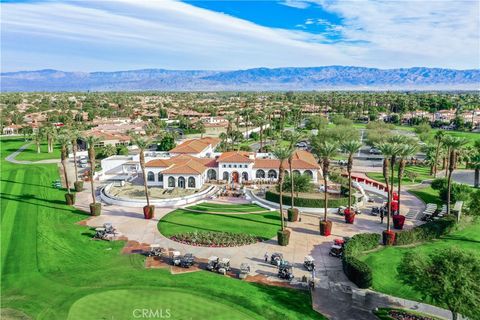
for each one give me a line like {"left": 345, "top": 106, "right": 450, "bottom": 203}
{"left": 359, "top": 220, "right": 480, "bottom": 305}
{"left": 409, "top": 186, "right": 444, "bottom": 206}
{"left": 429, "top": 129, "right": 479, "bottom": 146}
{"left": 186, "top": 202, "right": 268, "bottom": 213}
{"left": 366, "top": 165, "right": 432, "bottom": 186}
{"left": 0, "top": 137, "right": 324, "bottom": 320}
{"left": 159, "top": 206, "right": 281, "bottom": 240}
{"left": 12, "top": 140, "right": 61, "bottom": 161}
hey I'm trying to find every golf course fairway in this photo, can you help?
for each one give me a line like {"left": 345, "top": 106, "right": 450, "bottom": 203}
{"left": 67, "top": 288, "right": 256, "bottom": 320}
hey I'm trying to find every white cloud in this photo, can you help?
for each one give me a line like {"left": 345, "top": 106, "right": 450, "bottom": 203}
{"left": 280, "top": 0, "right": 311, "bottom": 9}
{"left": 1, "top": 0, "right": 478, "bottom": 71}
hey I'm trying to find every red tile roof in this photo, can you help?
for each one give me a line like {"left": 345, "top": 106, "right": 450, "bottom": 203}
{"left": 169, "top": 137, "right": 220, "bottom": 154}
{"left": 217, "top": 151, "right": 254, "bottom": 163}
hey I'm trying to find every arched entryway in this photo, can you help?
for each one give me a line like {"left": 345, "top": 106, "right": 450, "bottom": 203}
{"left": 242, "top": 172, "right": 248, "bottom": 182}
{"left": 231, "top": 171, "right": 239, "bottom": 183}
{"left": 207, "top": 169, "right": 217, "bottom": 180}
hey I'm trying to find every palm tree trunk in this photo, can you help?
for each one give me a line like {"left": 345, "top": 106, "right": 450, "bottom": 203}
{"left": 383, "top": 158, "right": 391, "bottom": 232}
{"left": 90, "top": 160, "right": 96, "bottom": 204}
{"left": 289, "top": 159, "right": 295, "bottom": 214}
{"left": 433, "top": 141, "right": 441, "bottom": 178}
{"left": 397, "top": 159, "right": 405, "bottom": 214}
{"left": 36, "top": 141, "right": 41, "bottom": 153}
{"left": 278, "top": 166, "right": 285, "bottom": 231}
{"left": 140, "top": 151, "right": 150, "bottom": 207}
{"left": 62, "top": 159, "right": 70, "bottom": 194}
{"left": 474, "top": 168, "right": 479, "bottom": 188}
{"left": 324, "top": 175, "right": 328, "bottom": 221}
{"left": 72, "top": 144, "right": 78, "bottom": 181}
{"left": 347, "top": 154, "right": 353, "bottom": 211}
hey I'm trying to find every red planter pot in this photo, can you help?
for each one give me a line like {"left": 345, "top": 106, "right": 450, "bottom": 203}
{"left": 320, "top": 220, "right": 332, "bottom": 236}
{"left": 393, "top": 215, "right": 406, "bottom": 230}
{"left": 382, "top": 230, "right": 396, "bottom": 246}
{"left": 344, "top": 208, "right": 355, "bottom": 224}
{"left": 391, "top": 200, "right": 399, "bottom": 212}
{"left": 143, "top": 205, "right": 155, "bottom": 219}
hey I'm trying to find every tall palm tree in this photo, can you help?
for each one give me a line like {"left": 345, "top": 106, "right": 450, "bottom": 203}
{"left": 340, "top": 140, "right": 362, "bottom": 212}
{"left": 397, "top": 144, "right": 418, "bottom": 214}
{"left": 69, "top": 128, "right": 83, "bottom": 191}
{"left": 471, "top": 140, "right": 480, "bottom": 188}
{"left": 433, "top": 130, "right": 445, "bottom": 178}
{"left": 43, "top": 125, "right": 57, "bottom": 153}
{"left": 443, "top": 136, "right": 468, "bottom": 219}
{"left": 85, "top": 136, "right": 101, "bottom": 215}
{"left": 313, "top": 141, "right": 338, "bottom": 235}
{"left": 33, "top": 128, "right": 43, "bottom": 154}
{"left": 272, "top": 146, "right": 293, "bottom": 245}
{"left": 287, "top": 132, "right": 302, "bottom": 221}
{"left": 131, "top": 134, "right": 154, "bottom": 219}
{"left": 377, "top": 143, "right": 401, "bottom": 234}
{"left": 57, "top": 134, "right": 74, "bottom": 204}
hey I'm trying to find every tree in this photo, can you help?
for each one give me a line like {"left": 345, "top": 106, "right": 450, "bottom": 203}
{"left": 313, "top": 141, "right": 338, "bottom": 235}
{"left": 280, "top": 173, "right": 313, "bottom": 194}
{"left": 57, "top": 134, "right": 73, "bottom": 202}
{"left": 43, "top": 125, "right": 57, "bottom": 153}
{"left": 131, "top": 134, "right": 153, "bottom": 209}
{"left": 398, "top": 247, "right": 480, "bottom": 320}
{"left": 85, "top": 136, "right": 100, "bottom": 207}
{"left": 340, "top": 140, "right": 362, "bottom": 213}
{"left": 272, "top": 145, "right": 293, "bottom": 244}
{"left": 443, "top": 136, "right": 468, "bottom": 218}
{"left": 33, "top": 129, "right": 43, "bottom": 154}
{"left": 466, "top": 189, "right": 480, "bottom": 217}
{"left": 433, "top": 130, "right": 445, "bottom": 178}
{"left": 469, "top": 140, "right": 480, "bottom": 188}
{"left": 397, "top": 143, "right": 418, "bottom": 214}
{"left": 287, "top": 132, "right": 302, "bottom": 220}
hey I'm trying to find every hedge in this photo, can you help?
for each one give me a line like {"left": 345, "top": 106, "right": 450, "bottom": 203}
{"left": 265, "top": 191, "right": 351, "bottom": 208}
{"left": 394, "top": 215, "right": 456, "bottom": 246}
{"left": 342, "top": 233, "right": 381, "bottom": 288}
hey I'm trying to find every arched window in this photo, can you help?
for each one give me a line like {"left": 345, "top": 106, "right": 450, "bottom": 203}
{"left": 147, "top": 171, "right": 155, "bottom": 181}
{"left": 207, "top": 169, "right": 217, "bottom": 180}
{"left": 178, "top": 176, "right": 186, "bottom": 188}
{"left": 268, "top": 170, "right": 277, "bottom": 179}
{"left": 304, "top": 170, "right": 313, "bottom": 178}
{"left": 256, "top": 170, "right": 265, "bottom": 179}
{"left": 168, "top": 176, "right": 175, "bottom": 187}
{"left": 223, "top": 172, "right": 229, "bottom": 181}
{"left": 188, "top": 177, "right": 196, "bottom": 188}
{"left": 158, "top": 172, "right": 163, "bottom": 182}
{"left": 293, "top": 170, "right": 301, "bottom": 176}
{"left": 242, "top": 172, "right": 248, "bottom": 182}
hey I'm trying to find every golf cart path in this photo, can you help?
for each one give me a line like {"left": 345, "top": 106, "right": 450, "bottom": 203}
{"left": 5, "top": 141, "right": 59, "bottom": 164}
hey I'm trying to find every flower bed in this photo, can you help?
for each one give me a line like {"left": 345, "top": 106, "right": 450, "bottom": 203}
{"left": 170, "top": 231, "right": 261, "bottom": 247}
{"left": 374, "top": 307, "right": 442, "bottom": 320}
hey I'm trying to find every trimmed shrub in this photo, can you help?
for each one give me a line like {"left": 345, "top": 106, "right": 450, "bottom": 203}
{"left": 287, "top": 208, "right": 299, "bottom": 222}
{"left": 277, "top": 229, "right": 291, "bottom": 246}
{"left": 394, "top": 216, "right": 456, "bottom": 245}
{"left": 431, "top": 178, "right": 447, "bottom": 190}
{"left": 342, "top": 233, "right": 380, "bottom": 288}
{"left": 74, "top": 181, "right": 84, "bottom": 192}
{"left": 171, "top": 231, "right": 259, "bottom": 247}
{"left": 266, "top": 191, "right": 351, "bottom": 208}
{"left": 89, "top": 203, "right": 101, "bottom": 216}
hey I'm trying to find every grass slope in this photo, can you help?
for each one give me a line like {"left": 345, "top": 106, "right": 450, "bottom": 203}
{"left": 0, "top": 137, "right": 323, "bottom": 320}
{"left": 159, "top": 206, "right": 280, "bottom": 239}
{"left": 359, "top": 220, "right": 480, "bottom": 305}
{"left": 13, "top": 140, "right": 61, "bottom": 161}
{"left": 409, "top": 186, "right": 444, "bottom": 206}
{"left": 366, "top": 166, "right": 431, "bottom": 186}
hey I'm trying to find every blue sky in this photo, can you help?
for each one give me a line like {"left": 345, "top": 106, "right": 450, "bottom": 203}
{"left": 1, "top": 0, "right": 479, "bottom": 72}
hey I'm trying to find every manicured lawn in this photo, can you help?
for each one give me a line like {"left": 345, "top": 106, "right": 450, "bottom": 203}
{"left": 429, "top": 129, "right": 480, "bottom": 146}
{"left": 190, "top": 202, "right": 269, "bottom": 213}
{"left": 13, "top": 139, "right": 61, "bottom": 161}
{"left": 159, "top": 204, "right": 280, "bottom": 239}
{"left": 366, "top": 165, "right": 432, "bottom": 186}
{"left": 359, "top": 220, "right": 480, "bottom": 305}
{"left": 0, "top": 137, "right": 323, "bottom": 320}
{"left": 409, "top": 186, "right": 444, "bottom": 206}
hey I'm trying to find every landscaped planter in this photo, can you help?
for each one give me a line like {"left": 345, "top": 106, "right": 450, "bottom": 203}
{"left": 89, "top": 203, "right": 101, "bottom": 216}
{"left": 287, "top": 208, "right": 299, "bottom": 222}
{"left": 65, "top": 193, "right": 76, "bottom": 205}
{"left": 344, "top": 208, "right": 355, "bottom": 224}
{"left": 74, "top": 181, "right": 84, "bottom": 192}
{"left": 143, "top": 205, "right": 155, "bottom": 219}
{"left": 393, "top": 215, "right": 406, "bottom": 230}
{"left": 382, "top": 230, "right": 396, "bottom": 245}
{"left": 319, "top": 220, "right": 332, "bottom": 236}
{"left": 277, "top": 229, "right": 290, "bottom": 246}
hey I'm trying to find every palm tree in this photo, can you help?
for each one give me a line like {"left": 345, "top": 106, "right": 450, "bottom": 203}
{"left": 33, "top": 128, "right": 43, "bottom": 154}
{"left": 340, "top": 140, "right": 362, "bottom": 213}
{"left": 470, "top": 140, "right": 480, "bottom": 188}
{"left": 131, "top": 134, "right": 154, "bottom": 219}
{"left": 397, "top": 144, "right": 418, "bottom": 214}
{"left": 287, "top": 132, "right": 302, "bottom": 221}
{"left": 314, "top": 141, "right": 338, "bottom": 236}
{"left": 85, "top": 136, "right": 101, "bottom": 215}
{"left": 377, "top": 143, "right": 402, "bottom": 235}
{"left": 272, "top": 146, "right": 293, "bottom": 245}
{"left": 433, "top": 130, "right": 445, "bottom": 178}
{"left": 443, "top": 136, "right": 468, "bottom": 219}
{"left": 43, "top": 125, "right": 57, "bottom": 153}
{"left": 57, "top": 134, "right": 74, "bottom": 205}
{"left": 69, "top": 129, "right": 83, "bottom": 191}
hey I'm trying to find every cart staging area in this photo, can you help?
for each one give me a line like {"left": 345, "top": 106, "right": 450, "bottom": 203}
{"left": 0, "top": 138, "right": 323, "bottom": 320}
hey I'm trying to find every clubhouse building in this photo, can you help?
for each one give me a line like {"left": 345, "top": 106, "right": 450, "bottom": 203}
{"left": 100, "top": 137, "right": 320, "bottom": 189}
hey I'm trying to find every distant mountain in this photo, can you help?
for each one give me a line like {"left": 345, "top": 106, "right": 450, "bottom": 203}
{"left": 1, "top": 66, "right": 479, "bottom": 92}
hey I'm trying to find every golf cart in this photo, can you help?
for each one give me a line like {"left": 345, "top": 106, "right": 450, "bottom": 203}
{"left": 206, "top": 256, "right": 219, "bottom": 271}
{"left": 329, "top": 237, "right": 350, "bottom": 258}
{"left": 93, "top": 223, "right": 116, "bottom": 240}
{"left": 278, "top": 261, "right": 294, "bottom": 281}
{"left": 304, "top": 255, "right": 315, "bottom": 271}
{"left": 171, "top": 251, "right": 182, "bottom": 266}
{"left": 239, "top": 263, "right": 251, "bottom": 279}
{"left": 145, "top": 244, "right": 163, "bottom": 257}
{"left": 270, "top": 252, "right": 283, "bottom": 266}
{"left": 206, "top": 256, "right": 230, "bottom": 275}
{"left": 180, "top": 253, "right": 195, "bottom": 268}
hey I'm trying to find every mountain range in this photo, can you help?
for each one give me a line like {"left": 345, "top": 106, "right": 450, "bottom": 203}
{"left": 1, "top": 66, "right": 479, "bottom": 92}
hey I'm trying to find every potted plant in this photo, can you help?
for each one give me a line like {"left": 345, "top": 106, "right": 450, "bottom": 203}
{"left": 272, "top": 146, "right": 293, "bottom": 245}
{"left": 393, "top": 215, "right": 406, "bottom": 230}
{"left": 287, "top": 208, "right": 299, "bottom": 222}
{"left": 344, "top": 208, "right": 355, "bottom": 224}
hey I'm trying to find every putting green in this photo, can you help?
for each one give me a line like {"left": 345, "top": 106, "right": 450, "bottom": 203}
{"left": 68, "top": 288, "right": 255, "bottom": 320}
